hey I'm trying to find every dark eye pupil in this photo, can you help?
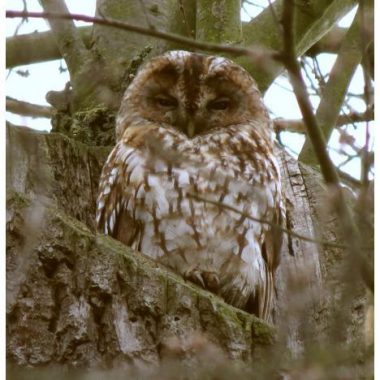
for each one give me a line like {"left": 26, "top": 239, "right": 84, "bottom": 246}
{"left": 209, "top": 99, "right": 230, "bottom": 110}
{"left": 155, "top": 96, "right": 177, "bottom": 107}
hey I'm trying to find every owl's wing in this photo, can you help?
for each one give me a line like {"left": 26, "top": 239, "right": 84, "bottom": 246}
{"left": 256, "top": 202, "right": 285, "bottom": 321}
{"left": 96, "top": 141, "right": 144, "bottom": 250}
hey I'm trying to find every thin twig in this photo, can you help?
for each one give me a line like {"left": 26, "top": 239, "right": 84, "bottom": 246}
{"left": 243, "top": 0, "right": 265, "bottom": 9}
{"left": 13, "top": 0, "right": 29, "bottom": 36}
{"left": 273, "top": 110, "right": 374, "bottom": 134}
{"left": 302, "top": 55, "right": 369, "bottom": 138}
{"left": 336, "top": 168, "right": 361, "bottom": 187}
{"left": 6, "top": 10, "right": 273, "bottom": 59}
{"left": 6, "top": 0, "right": 29, "bottom": 79}
{"left": 336, "top": 153, "right": 357, "bottom": 170}
{"left": 298, "top": 5, "right": 371, "bottom": 165}
{"left": 279, "top": 0, "right": 373, "bottom": 291}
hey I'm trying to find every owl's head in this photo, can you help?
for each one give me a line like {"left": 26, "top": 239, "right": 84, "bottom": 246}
{"left": 117, "top": 50, "right": 270, "bottom": 140}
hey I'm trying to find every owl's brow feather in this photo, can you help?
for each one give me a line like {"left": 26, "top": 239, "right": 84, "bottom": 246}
{"left": 182, "top": 53, "right": 205, "bottom": 110}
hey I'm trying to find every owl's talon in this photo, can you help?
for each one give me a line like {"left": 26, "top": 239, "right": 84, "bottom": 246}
{"left": 202, "top": 272, "right": 220, "bottom": 291}
{"left": 185, "top": 270, "right": 220, "bottom": 291}
{"left": 185, "top": 270, "right": 206, "bottom": 289}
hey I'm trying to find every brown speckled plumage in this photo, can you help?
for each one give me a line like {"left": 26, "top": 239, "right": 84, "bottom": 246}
{"left": 96, "top": 51, "right": 284, "bottom": 321}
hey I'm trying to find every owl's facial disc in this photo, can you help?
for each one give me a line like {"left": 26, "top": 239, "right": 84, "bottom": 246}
{"left": 141, "top": 78, "right": 245, "bottom": 138}
{"left": 133, "top": 52, "right": 259, "bottom": 138}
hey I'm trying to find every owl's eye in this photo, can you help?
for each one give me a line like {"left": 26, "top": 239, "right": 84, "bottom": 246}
{"left": 154, "top": 95, "right": 178, "bottom": 108}
{"left": 207, "top": 97, "right": 231, "bottom": 111}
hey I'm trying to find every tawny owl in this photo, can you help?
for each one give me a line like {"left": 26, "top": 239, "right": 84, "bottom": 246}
{"left": 96, "top": 50, "right": 284, "bottom": 321}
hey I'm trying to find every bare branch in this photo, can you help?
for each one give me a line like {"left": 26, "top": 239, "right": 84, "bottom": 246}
{"left": 306, "top": 23, "right": 373, "bottom": 80}
{"left": 336, "top": 169, "right": 361, "bottom": 188}
{"left": 279, "top": 3, "right": 342, "bottom": 184}
{"left": 280, "top": 0, "right": 373, "bottom": 291}
{"left": 241, "top": 0, "right": 359, "bottom": 90}
{"left": 6, "top": 97, "right": 54, "bottom": 118}
{"left": 37, "top": 0, "right": 89, "bottom": 76}
{"left": 6, "top": 26, "right": 92, "bottom": 68}
{"left": 299, "top": 5, "right": 373, "bottom": 165}
{"left": 6, "top": 10, "right": 272, "bottom": 59}
{"left": 306, "top": 26, "right": 347, "bottom": 56}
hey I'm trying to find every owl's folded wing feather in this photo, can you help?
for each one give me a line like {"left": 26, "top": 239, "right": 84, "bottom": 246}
{"left": 96, "top": 141, "right": 144, "bottom": 249}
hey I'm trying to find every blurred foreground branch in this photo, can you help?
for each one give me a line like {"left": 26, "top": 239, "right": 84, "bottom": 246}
{"left": 188, "top": 193, "right": 350, "bottom": 249}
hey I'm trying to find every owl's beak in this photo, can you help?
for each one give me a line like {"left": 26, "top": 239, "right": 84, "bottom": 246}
{"left": 186, "top": 120, "right": 195, "bottom": 138}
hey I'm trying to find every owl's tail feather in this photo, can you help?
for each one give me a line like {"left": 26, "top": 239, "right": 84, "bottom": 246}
{"left": 256, "top": 208, "right": 284, "bottom": 321}
{"left": 259, "top": 268, "right": 274, "bottom": 322}
{"left": 245, "top": 267, "right": 274, "bottom": 322}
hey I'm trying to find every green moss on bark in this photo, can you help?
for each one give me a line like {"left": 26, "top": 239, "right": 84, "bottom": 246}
{"left": 51, "top": 105, "right": 116, "bottom": 146}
